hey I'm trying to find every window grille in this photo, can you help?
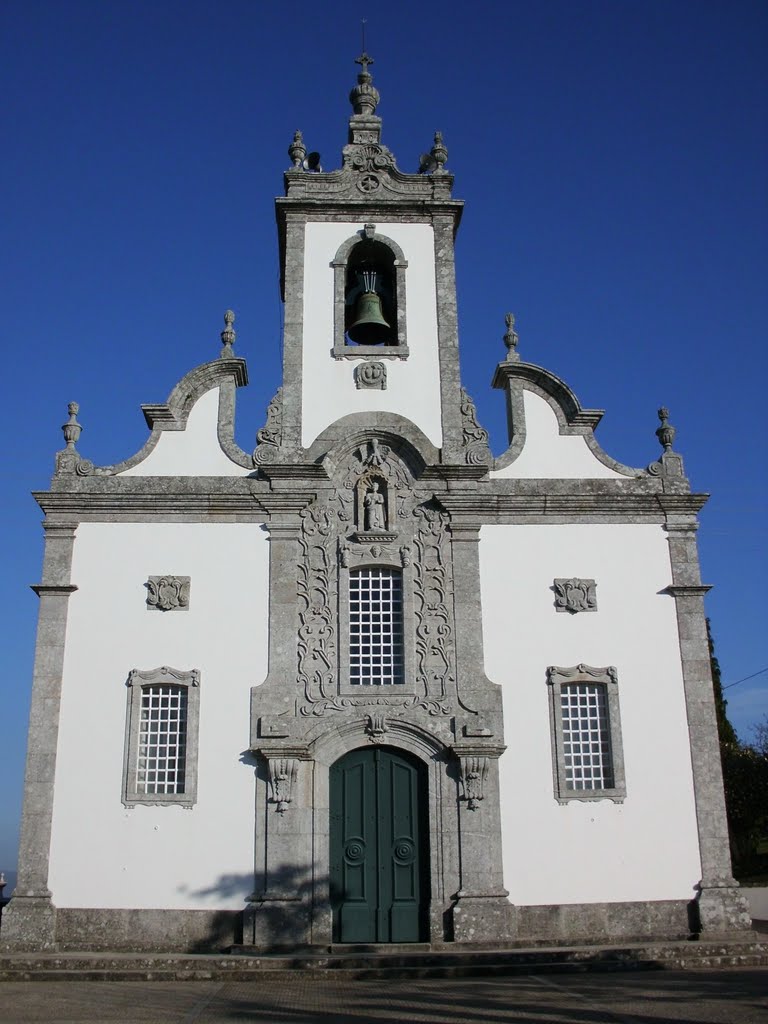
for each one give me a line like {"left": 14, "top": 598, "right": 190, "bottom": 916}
{"left": 349, "top": 567, "right": 405, "bottom": 685}
{"left": 136, "top": 685, "right": 188, "bottom": 794}
{"left": 560, "top": 683, "right": 614, "bottom": 790}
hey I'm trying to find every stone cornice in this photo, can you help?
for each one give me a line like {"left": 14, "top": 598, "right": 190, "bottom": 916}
{"left": 30, "top": 584, "right": 78, "bottom": 597}
{"left": 663, "top": 584, "right": 713, "bottom": 597}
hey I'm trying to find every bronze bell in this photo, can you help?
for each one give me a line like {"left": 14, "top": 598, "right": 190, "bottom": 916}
{"left": 347, "top": 290, "right": 391, "bottom": 344}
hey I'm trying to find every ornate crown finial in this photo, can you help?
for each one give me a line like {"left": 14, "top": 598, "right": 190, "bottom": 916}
{"left": 62, "top": 402, "right": 82, "bottom": 449}
{"left": 504, "top": 312, "right": 520, "bottom": 361}
{"left": 656, "top": 406, "right": 676, "bottom": 451}
{"left": 288, "top": 129, "right": 306, "bottom": 169}
{"left": 220, "top": 309, "right": 236, "bottom": 358}
{"left": 350, "top": 52, "right": 380, "bottom": 116}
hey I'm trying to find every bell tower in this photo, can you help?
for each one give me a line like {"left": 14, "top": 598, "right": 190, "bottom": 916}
{"left": 275, "top": 53, "right": 466, "bottom": 461}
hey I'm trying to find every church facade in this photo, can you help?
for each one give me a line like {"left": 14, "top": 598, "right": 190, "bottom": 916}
{"left": 3, "top": 57, "right": 751, "bottom": 952}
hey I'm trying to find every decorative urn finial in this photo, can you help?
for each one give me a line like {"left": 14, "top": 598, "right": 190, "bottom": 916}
{"left": 350, "top": 52, "right": 380, "bottom": 116}
{"left": 62, "top": 402, "right": 82, "bottom": 449}
{"left": 504, "top": 312, "right": 520, "bottom": 361}
{"left": 288, "top": 129, "right": 306, "bottom": 169}
{"left": 220, "top": 309, "right": 236, "bottom": 358}
{"left": 656, "top": 407, "right": 676, "bottom": 451}
{"left": 431, "top": 131, "right": 448, "bottom": 172}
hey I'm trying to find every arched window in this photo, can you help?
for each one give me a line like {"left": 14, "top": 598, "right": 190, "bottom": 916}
{"left": 349, "top": 567, "right": 405, "bottom": 686}
{"left": 332, "top": 229, "right": 409, "bottom": 359}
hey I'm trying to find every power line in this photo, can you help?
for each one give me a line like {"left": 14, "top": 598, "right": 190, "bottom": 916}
{"left": 723, "top": 666, "right": 768, "bottom": 690}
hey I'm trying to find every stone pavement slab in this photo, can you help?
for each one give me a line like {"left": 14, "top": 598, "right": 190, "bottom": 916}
{"left": 0, "top": 968, "right": 766, "bottom": 1024}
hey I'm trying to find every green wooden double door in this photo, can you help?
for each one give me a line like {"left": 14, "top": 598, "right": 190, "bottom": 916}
{"left": 330, "top": 747, "right": 429, "bottom": 943}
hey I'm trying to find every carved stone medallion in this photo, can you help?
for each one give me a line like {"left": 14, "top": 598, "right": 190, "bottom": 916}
{"left": 354, "top": 361, "right": 387, "bottom": 390}
{"left": 554, "top": 578, "right": 597, "bottom": 614}
{"left": 146, "top": 576, "right": 190, "bottom": 612}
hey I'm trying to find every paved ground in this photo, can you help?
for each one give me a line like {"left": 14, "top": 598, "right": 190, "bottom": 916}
{"left": 1, "top": 969, "right": 766, "bottom": 1024}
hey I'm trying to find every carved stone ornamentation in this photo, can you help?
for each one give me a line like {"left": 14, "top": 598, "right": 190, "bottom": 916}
{"left": 554, "top": 578, "right": 597, "bottom": 614}
{"left": 298, "top": 496, "right": 341, "bottom": 715}
{"left": 267, "top": 757, "right": 298, "bottom": 813}
{"left": 459, "top": 388, "right": 491, "bottom": 466}
{"left": 354, "top": 360, "right": 387, "bottom": 390}
{"left": 146, "top": 576, "right": 191, "bottom": 612}
{"left": 412, "top": 502, "right": 454, "bottom": 715}
{"left": 458, "top": 754, "right": 490, "bottom": 810}
{"left": 365, "top": 713, "right": 388, "bottom": 743}
{"left": 252, "top": 387, "right": 283, "bottom": 465}
{"left": 219, "top": 309, "right": 236, "bottom": 358}
{"left": 503, "top": 312, "right": 520, "bottom": 362}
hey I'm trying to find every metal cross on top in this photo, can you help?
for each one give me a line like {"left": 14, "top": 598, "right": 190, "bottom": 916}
{"left": 355, "top": 51, "right": 374, "bottom": 75}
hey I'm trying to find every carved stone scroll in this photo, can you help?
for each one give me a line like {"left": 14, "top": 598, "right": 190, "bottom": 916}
{"left": 554, "top": 578, "right": 597, "bottom": 614}
{"left": 253, "top": 387, "right": 283, "bottom": 465}
{"left": 355, "top": 361, "right": 387, "bottom": 390}
{"left": 459, "top": 387, "right": 491, "bottom": 466}
{"left": 146, "top": 576, "right": 190, "bottom": 612}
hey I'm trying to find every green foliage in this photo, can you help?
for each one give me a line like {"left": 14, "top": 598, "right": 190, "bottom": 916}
{"left": 707, "top": 618, "right": 738, "bottom": 746}
{"left": 709, "top": 618, "right": 768, "bottom": 878}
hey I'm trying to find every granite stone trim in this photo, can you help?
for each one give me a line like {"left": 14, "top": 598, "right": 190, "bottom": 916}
{"left": 122, "top": 666, "right": 201, "bottom": 809}
{"left": 62, "top": 359, "right": 251, "bottom": 478}
{"left": 432, "top": 214, "right": 465, "bottom": 462}
{"left": 0, "top": 524, "right": 78, "bottom": 951}
{"left": 546, "top": 664, "right": 627, "bottom": 804}
{"left": 331, "top": 229, "right": 409, "bottom": 360}
{"left": 492, "top": 362, "right": 643, "bottom": 478}
{"left": 279, "top": 213, "right": 307, "bottom": 453}
{"left": 663, "top": 523, "right": 752, "bottom": 934}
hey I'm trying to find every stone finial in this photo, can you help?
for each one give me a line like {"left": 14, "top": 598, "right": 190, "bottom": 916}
{"left": 220, "top": 310, "right": 236, "bottom": 358}
{"left": 62, "top": 402, "right": 82, "bottom": 449}
{"left": 656, "top": 406, "right": 676, "bottom": 451}
{"left": 431, "top": 132, "right": 448, "bottom": 172}
{"left": 350, "top": 52, "right": 380, "bottom": 116}
{"left": 288, "top": 129, "right": 306, "bottom": 169}
{"left": 503, "top": 312, "right": 520, "bottom": 362}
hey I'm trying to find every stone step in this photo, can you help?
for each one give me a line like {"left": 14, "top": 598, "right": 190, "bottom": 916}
{"left": 1, "top": 940, "right": 767, "bottom": 981}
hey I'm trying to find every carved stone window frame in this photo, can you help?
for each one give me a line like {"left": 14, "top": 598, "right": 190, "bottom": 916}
{"left": 331, "top": 229, "right": 409, "bottom": 360}
{"left": 338, "top": 554, "right": 417, "bottom": 696}
{"left": 122, "top": 666, "right": 201, "bottom": 809}
{"left": 546, "top": 664, "right": 626, "bottom": 805}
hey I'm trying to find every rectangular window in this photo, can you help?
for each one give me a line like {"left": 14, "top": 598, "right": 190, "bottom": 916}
{"left": 137, "top": 685, "right": 188, "bottom": 795}
{"left": 560, "top": 683, "right": 614, "bottom": 790}
{"left": 349, "top": 567, "right": 405, "bottom": 685}
{"left": 547, "top": 664, "right": 626, "bottom": 803}
{"left": 123, "top": 666, "right": 200, "bottom": 807}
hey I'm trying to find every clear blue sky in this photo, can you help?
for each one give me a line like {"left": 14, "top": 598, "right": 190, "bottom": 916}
{"left": 1, "top": 0, "right": 766, "bottom": 878}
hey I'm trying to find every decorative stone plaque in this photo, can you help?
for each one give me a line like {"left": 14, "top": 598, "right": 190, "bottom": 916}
{"left": 146, "top": 576, "right": 191, "bottom": 612}
{"left": 554, "top": 578, "right": 597, "bottom": 614}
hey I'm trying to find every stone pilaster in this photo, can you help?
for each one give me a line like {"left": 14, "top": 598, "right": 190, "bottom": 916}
{"left": 432, "top": 213, "right": 465, "bottom": 463}
{"left": 279, "top": 213, "right": 306, "bottom": 454}
{"left": 1, "top": 522, "right": 78, "bottom": 951}
{"left": 664, "top": 520, "right": 752, "bottom": 935}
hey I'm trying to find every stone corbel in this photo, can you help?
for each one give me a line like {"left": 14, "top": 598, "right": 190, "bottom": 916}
{"left": 453, "top": 743, "right": 506, "bottom": 811}
{"left": 267, "top": 757, "right": 299, "bottom": 814}
{"left": 459, "top": 754, "right": 489, "bottom": 809}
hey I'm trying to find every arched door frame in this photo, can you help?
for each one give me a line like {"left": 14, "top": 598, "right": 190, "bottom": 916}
{"left": 307, "top": 719, "right": 458, "bottom": 946}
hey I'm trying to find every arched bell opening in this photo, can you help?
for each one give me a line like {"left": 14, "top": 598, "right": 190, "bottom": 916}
{"left": 344, "top": 239, "right": 397, "bottom": 347}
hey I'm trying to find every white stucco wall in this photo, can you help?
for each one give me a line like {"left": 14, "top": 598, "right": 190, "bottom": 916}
{"left": 491, "top": 391, "right": 626, "bottom": 479}
{"left": 48, "top": 522, "right": 269, "bottom": 910}
{"left": 480, "top": 523, "right": 702, "bottom": 905}
{"left": 301, "top": 221, "right": 443, "bottom": 449}
{"left": 120, "top": 388, "right": 246, "bottom": 477}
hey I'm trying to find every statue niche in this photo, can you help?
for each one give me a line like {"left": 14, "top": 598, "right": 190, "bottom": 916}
{"left": 354, "top": 472, "right": 395, "bottom": 539}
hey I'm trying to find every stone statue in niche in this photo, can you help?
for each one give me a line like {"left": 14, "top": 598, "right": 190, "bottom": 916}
{"left": 364, "top": 481, "right": 386, "bottom": 531}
